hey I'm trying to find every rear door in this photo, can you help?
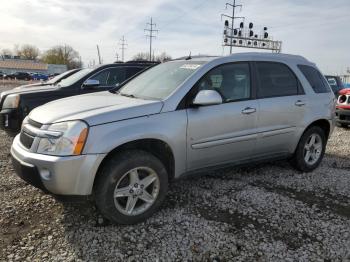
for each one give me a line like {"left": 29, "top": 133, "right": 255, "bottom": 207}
{"left": 186, "top": 62, "right": 259, "bottom": 170}
{"left": 254, "top": 62, "right": 307, "bottom": 157}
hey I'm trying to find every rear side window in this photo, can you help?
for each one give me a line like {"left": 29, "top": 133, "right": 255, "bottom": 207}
{"left": 256, "top": 62, "right": 299, "bottom": 98}
{"left": 298, "top": 65, "right": 330, "bottom": 93}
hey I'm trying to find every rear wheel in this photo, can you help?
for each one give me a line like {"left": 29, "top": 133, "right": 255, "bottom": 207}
{"left": 94, "top": 150, "right": 168, "bottom": 224}
{"left": 291, "top": 126, "right": 326, "bottom": 172}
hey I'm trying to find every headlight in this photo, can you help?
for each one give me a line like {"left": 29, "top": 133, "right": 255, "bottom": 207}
{"left": 3, "top": 94, "right": 20, "bottom": 109}
{"left": 36, "top": 120, "right": 88, "bottom": 156}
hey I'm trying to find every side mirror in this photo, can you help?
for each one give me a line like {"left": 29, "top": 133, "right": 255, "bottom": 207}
{"left": 82, "top": 79, "right": 100, "bottom": 89}
{"left": 192, "top": 90, "right": 223, "bottom": 106}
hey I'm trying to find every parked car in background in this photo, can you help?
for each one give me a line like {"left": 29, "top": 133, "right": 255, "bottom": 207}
{"left": 5, "top": 72, "right": 32, "bottom": 81}
{"left": 31, "top": 73, "right": 49, "bottom": 81}
{"left": 10, "top": 53, "right": 335, "bottom": 224}
{"left": 325, "top": 75, "right": 345, "bottom": 97}
{"left": 335, "top": 88, "right": 350, "bottom": 127}
{"left": 0, "top": 61, "right": 157, "bottom": 134}
{"left": 14, "top": 69, "right": 81, "bottom": 90}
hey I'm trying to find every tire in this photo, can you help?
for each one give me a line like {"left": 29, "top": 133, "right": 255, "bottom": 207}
{"left": 94, "top": 150, "right": 168, "bottom": 224}
{"left": 291, "top": 126, "right": 326, "bottom": 172}
{"left": 341, "top": 124, "right": 348, "bottom": 128}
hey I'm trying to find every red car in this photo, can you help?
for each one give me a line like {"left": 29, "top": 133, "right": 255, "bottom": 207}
{"left": 336, "top": 88, "right": 350, "bottom": 127}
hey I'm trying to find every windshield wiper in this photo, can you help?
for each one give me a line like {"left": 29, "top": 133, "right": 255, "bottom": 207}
{"left": 119, "top": 93, "right": 136, "bottom": 98}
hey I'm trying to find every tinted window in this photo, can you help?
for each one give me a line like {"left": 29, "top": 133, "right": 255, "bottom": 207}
{"left": 106, "top": 68, "right": 126, "bottom": 86}
{"left": 88, "top": 68, "right": 127, "bottom": 87}
{"left": 256, "top": 62, "right": 298, "bottom": 98}
{"left": 91, "top": 69, "right": 110, "bottom": 85}
{"left": 298, "top": 65, "right": 330, "bottom": 93}
{"left": 196, "top": 63, "right": 251, "bottom": 102}
{"left": 126, "top": 67, "right": 144, "bottom": 79}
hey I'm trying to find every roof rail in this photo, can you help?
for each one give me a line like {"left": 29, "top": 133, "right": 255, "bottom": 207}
{"left": 172, "top": 55, "right": 219, "bottom": 61}
{"left": 125, "top": 60, "right": 160, "bottom": 64}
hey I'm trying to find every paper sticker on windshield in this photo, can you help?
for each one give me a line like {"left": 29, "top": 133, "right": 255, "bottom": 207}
{"left": 180, "top": 64, "right": 201, "bottom": 70}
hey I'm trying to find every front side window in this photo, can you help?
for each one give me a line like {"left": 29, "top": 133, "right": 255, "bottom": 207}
{"left": 298, "top": 65, "right": 331, "bottom": 93}
{"left": 256, "top": 62, "right": 299, "bottom": 98}
{"left": 195, "top": 63, "right": 251, "bottom": 102}
{"left": 119, "top": 61, "right": 205, "bottom": 100}
{"left": 88, "top": 68, "right": 128, "bottom": 87}
{"left": 90, "top": 70, "right": 110, "bottom": 86}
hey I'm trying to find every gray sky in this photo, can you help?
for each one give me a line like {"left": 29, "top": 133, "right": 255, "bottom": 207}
{"left": 0, "top": 0, "right": 349, "bottom": 74}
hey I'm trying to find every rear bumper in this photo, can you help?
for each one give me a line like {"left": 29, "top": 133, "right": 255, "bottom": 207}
{"left": 0, "top": 108, "right": 21, "bottom": 134}
{"left": 11, "top": 135, "right": 106, "bottom": 195}
{"left": 335, "top": 108, "right": 350, "bottom": 124}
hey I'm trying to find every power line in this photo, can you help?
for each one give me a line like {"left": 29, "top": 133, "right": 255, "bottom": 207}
{"left": 119, "top": 35, "right": 127, "bottom": 62}
{"left": 144, "top": 17, "right": 158, "bottom": 61}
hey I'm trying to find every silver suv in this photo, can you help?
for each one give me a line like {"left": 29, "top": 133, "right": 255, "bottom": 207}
{"left": 11, "top": 53, "right": 335, "bottom": 224}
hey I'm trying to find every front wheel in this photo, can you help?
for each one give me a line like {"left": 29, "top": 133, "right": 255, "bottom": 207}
{"left": 94, "top": 150, "right": 168, "bottom": 224}
{"left": 291, "top": 126, "right": 326, "bottom": 172}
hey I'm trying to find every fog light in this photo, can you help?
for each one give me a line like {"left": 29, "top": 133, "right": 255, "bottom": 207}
{"left": 40, "top": 169, "right": 51, "bottom": 180}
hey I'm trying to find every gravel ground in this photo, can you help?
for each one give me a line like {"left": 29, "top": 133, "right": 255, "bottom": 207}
{"left": 0, "top": 86, "right": 349, "bottom": 261}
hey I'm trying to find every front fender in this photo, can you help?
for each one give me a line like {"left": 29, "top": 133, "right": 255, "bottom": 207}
{"left": 83, "top": 111, "right": 188, "bottom": 178}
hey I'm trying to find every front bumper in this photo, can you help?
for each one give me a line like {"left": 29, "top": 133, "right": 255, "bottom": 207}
{"left": 11, "top": 135, "right": 106, "bottom": 195}
{"left": 0, "top": 108, "right": 21, "bottom": 134}
{"left": 335, "top": 108, "right": 350, "bottom": 124}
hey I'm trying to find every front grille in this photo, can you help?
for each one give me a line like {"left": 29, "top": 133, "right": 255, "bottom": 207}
{"left": 19, "top": 118, "right": 42, "bottom": 149}
{"left": 20, "top": 131, "right": 35, "bottom": 149}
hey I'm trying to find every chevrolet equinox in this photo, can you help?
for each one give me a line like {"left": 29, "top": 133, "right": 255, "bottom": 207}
{"left": 11, "top": 53, "right": 335, "bottom": 224}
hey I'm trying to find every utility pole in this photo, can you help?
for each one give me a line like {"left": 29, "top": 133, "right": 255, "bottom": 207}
{"left": 119, "top": 36, "right": 127, "bottom": 62}
{"left": 144, "top": 17, "right": 158, "bottom": 61}
{"left": 222, "top": 1, "right": 243, "bottom": 54}
{"left": 115, "top": 52, "right": 119, "bottom": 62}
{"left": 96, "top": 45, "right": 102, "bottom": 64}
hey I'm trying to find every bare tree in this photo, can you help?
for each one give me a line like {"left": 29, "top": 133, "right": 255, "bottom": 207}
{"left": 157, "top": 52, "right": 172, "bottom": 62}
{"left": 132, "top": 52, "right": 150, "bottom": 61}
{"left": 132, "top": 52, "right": 172, "bottom": 62}
{"left": 14, "top": 44, "right": 40, "bottom": 60}
{"left": 41, "top": 45, "right": 82, "bottom": 69}
{"left": 0, "top": 48, "right": 13, "bottom": 57}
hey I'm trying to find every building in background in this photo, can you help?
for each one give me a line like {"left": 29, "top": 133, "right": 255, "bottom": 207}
{"left": 0, "top": 57, "right": 67, "bottom": 75}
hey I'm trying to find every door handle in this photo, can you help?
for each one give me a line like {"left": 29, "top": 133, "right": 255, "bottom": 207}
{"left": 295, "top": 100, "right": 306, "bottom": 107}
{"left": 241, "top": 107, "right": 256, "bottom": 115}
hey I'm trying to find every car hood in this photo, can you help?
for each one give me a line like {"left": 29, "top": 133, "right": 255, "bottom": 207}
{"left": 14, "top": 82, "right": 50, "bottom": 90}
{"left": 29, "top": 91, "right": 164, "bottom": 126}
{"left": 1, "top": 84, "right": 57, "bottom": 97}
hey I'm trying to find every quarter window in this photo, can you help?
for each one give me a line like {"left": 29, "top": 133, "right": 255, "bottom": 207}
{"left": 256, "top": 62, "right": 299, "bottom": 98}
{"left": 195, "top": 63, "right": 251, "bottom": 103}
{"left": 298, "top": 65, "right": 330, "bottom": 93}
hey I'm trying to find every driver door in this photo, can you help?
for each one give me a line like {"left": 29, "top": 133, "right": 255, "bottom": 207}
{"left": 186, "top": 62, "right": 259, "bottom": 171}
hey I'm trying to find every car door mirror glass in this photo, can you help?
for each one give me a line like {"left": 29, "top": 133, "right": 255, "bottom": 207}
{"left": 82, "top": 79, "right": 100, "bottom": 89}
{"left": 192, "top": 90, "right": 223, "bottom": 106}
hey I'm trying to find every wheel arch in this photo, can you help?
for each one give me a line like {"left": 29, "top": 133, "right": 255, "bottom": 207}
{"left": 305, "top": 119, "right": 331, "bottom": 140}
{"left": 93, "top": 138, "right": 176, "bottom": 189}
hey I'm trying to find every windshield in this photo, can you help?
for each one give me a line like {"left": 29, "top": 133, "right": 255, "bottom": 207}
{"left": 58, "top": 68, "right": 93, "bottom": 87}
{"left": 46, "top": 69, "right": 79, "bottom": 84}
{"left": 119, "top": 61, "right": 205, "bottom": 100}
